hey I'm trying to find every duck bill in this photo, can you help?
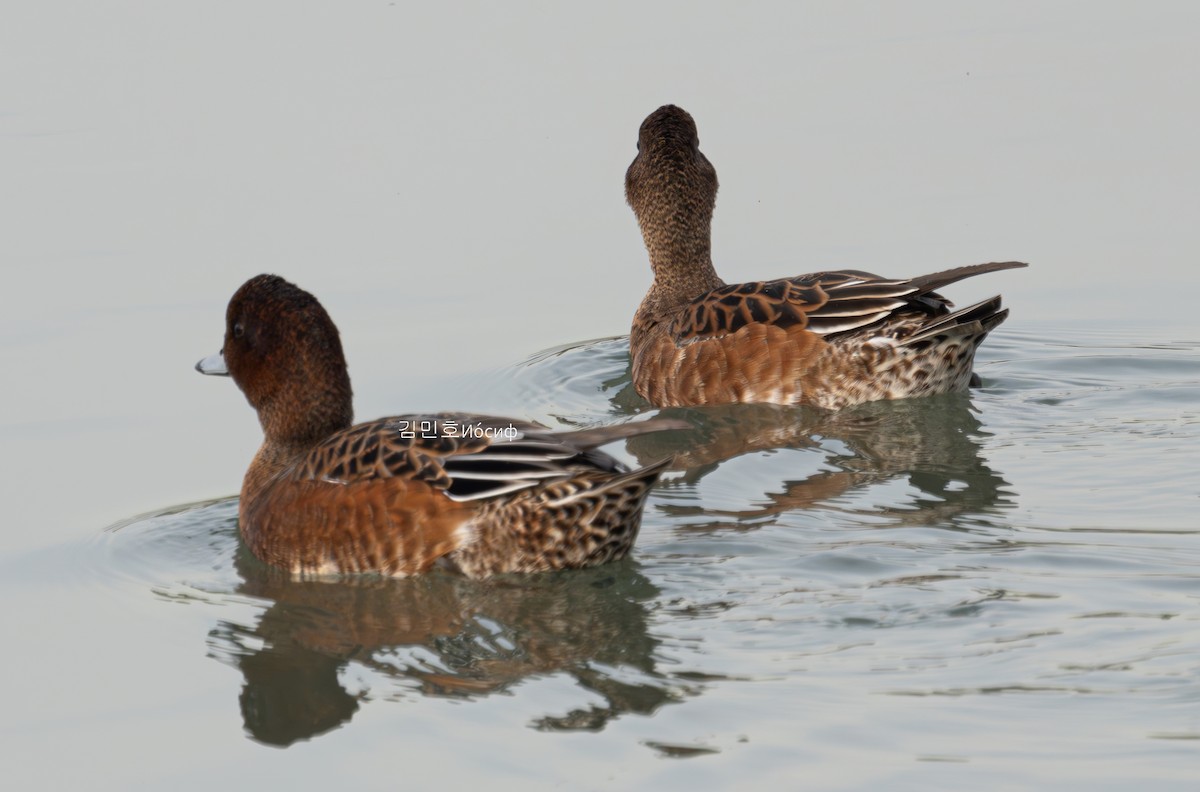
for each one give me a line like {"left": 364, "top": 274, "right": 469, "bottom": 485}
{"left": 196, "top": 351, "right": 230, "bottom": 376}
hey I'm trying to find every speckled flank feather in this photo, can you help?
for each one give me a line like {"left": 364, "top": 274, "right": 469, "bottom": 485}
{"left": 448, "top": 456, "right": 670, "bottom": 577}
{"left": 199, "top": 275, "right": 682, "bottom": 578}
{"left": 625, "top": 104, "right": 1028, "bottom": 410}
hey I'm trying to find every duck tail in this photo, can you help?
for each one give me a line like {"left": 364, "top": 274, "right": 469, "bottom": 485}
{"left": 906, "top": 261, "right": 1028, "bottom": 296}
{"left": 901, "top": 295, "right": 1009, "bottom": 347}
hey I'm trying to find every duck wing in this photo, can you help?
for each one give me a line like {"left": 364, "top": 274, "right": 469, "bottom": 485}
{"left": 669, "top": 261, "right": 1028, "bottom": 342}
{"left": 290, "top": 413, "right": 685, "bottom": 503}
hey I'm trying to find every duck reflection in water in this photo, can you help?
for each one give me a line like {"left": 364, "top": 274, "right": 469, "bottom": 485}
{"left": 621, "top": 389, "right": 1014, "bottom": 531}
{"left": 209, "top": 548, "right": 691, "bottom": 746}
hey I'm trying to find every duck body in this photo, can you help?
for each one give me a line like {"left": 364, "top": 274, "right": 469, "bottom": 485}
{"left": 237, "top": 412, "right": 672, "bottom": 578}
{"left": 199, "top": 275, "right": 677, "bottom": 578}
{"left": 626, "top": 104, "right": 1027, "bottom": 410}
{"left": 630, "top": 264, "right": 1024, "bottom": 411}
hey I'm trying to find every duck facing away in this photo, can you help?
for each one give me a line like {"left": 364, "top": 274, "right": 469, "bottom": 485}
{"left": 625, "top": 104, "right": 1028, "bottom": 411}
{"left": 197, "top": 274, "right": 681, "bottom": 578}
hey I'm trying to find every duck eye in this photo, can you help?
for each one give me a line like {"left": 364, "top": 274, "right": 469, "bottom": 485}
{"left": 233, "top": 322, "right": 244, "bottom": 339}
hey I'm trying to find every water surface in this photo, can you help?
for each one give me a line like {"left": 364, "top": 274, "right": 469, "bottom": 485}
{"left": 75, "top": 325, "right": 1200, "bottom": 789}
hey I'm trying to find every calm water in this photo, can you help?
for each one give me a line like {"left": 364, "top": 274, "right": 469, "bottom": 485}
{"left": 4, "top": 2, "right": 1200, "bottom": 789}
{"left": 61, "top": 325, "right": 1199, "bottom": 789}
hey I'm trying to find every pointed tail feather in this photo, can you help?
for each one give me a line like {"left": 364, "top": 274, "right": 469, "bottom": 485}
{"left": 906, "top": 261, "right": 1028, "bottom": 295}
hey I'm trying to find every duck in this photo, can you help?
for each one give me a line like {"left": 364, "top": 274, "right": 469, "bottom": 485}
{"left": 624, "top": 103, "right": 1028, "bottom": 411}
{"left": 196, "top": 274, "right": 681, "bottom": 578}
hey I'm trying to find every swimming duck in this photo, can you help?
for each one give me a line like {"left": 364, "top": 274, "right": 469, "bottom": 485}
{"left": 197, "top": 274, "right": 680, "bottom": 578}
{"left": 625, "top": 104, "right": 1028, "bottom": 410}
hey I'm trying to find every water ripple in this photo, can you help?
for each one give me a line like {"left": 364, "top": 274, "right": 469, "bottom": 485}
{"left": 97, "top": 324, "right": 1200, "bottom": 764}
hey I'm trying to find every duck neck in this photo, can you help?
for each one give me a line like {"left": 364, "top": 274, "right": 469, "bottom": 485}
{"left": 242, "top": 407, "right": 352, "bottom": 512}
{"left": 638, "top": 222, "right": 725, "bottom": 317}
{"left": 248, "top": 373, "right": 353, "bottom": 487}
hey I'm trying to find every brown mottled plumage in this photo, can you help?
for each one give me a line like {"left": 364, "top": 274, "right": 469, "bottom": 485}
{"left": 625, "top": 104, "right": 1028, "bottom": 410}
{"left": 197, "top": 275, "right": 681, "bottom": 578}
